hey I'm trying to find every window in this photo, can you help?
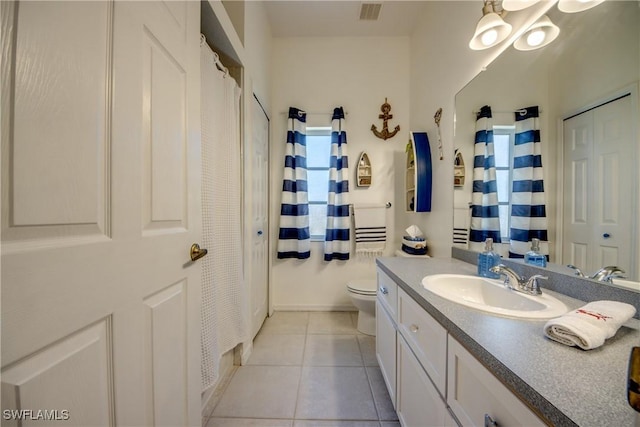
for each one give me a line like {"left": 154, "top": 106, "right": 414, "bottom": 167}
{"left": 306, "top": 127, "right": 332, "bottom": 241}
{"left": 493, "top": 126, "right": 515, "bottom": 242}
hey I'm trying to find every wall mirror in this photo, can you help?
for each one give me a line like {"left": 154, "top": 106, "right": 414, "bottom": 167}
{"left": 454, "top": 0, "right": 639, "bottom": 288}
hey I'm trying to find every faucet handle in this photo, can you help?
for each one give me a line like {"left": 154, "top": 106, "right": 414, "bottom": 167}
{"left": 566, "top": 264, "right": 585, "bottom": 277}
{"left": 526, "top": 275, "right": 547, "bottom": 295}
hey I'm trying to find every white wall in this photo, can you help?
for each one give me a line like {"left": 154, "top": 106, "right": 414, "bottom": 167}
{"left": 270, "top": 37, "right": 410, "bottom": 310}
{"left": 243, "top": 1, "right": 272, "bottom": 112}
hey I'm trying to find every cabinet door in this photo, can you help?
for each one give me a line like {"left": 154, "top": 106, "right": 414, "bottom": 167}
{"left": 397, "top": 334, "right": 446, "bottom": 427}
{"left": 447, "top": 336, "right": 545, "bottom": 427}
{"left": 376, "top": 299, "right": 397, "bottom": 408}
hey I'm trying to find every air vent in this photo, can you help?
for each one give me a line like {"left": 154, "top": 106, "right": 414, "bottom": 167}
{"left": 359, "top": 2, "right": 382, "bottom": 20}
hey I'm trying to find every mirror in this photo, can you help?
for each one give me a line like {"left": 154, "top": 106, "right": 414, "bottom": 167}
{"left": 454, "top": 0, "right": 639, "bottom": 286}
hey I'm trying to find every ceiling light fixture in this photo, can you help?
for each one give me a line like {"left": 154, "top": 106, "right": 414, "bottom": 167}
{"left": 513, "top": 15, "right": 560, "bottom": 50}
{"left": 557, "top": 0, "right": 606, "bottom": 14}
{"left": 502, "top": 0, "right": 540, "bottom": 12}
{"left": 469, "top": 1, "right": 513, "bottom": 50}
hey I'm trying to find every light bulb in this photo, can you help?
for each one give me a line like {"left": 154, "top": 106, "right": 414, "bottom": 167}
{"left": 526, "top": 29, "right": 546, "bottom": 47}
{"left": 481, "top": 29, "right": 498, "bottom": 46}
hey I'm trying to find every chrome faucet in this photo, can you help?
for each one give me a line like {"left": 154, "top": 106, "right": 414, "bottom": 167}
{"left": 489, "top": 264, "right": 546, "bottom": 295}
{"left": 566, "top": 264, "right": 626, "bottom": 283}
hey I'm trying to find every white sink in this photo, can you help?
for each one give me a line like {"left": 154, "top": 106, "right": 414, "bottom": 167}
{"left": 421, "top": 274, "right": 568, "bottom": 319}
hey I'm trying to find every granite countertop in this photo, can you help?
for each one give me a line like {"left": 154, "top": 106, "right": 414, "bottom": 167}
{"left": 376, "top": 256, "right": 640, "bottom": 427}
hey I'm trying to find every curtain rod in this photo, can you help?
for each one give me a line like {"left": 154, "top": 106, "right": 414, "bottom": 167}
{"left": 472, "top": 108, "right": 542, "bottom": 116}
{"left": 200, "top": 34, "right": 229, "bottom": 77}
{"left": 280, "top": 111, "right": 349, "bottom": 115}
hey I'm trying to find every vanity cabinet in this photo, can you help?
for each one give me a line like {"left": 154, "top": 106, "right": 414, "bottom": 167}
{"left": 376, "top": 270, "right": 546, "bottom": 427}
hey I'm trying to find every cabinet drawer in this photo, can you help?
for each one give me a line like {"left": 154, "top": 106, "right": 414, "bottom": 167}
{"left": 397, "top": 333, "right": 446, "bottom": 427}
{"left": 377, "top": 268, "right": 398, "bottom": 321}
{"left": 398, "top": 288, "right": 447, "bottom": 396}
{"left": 447, "top": 336, "right": 545, "bottom": 427}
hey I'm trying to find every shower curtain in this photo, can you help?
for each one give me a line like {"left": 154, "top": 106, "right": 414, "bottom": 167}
{"left": 469, "top": 105, "right": 502, "bottom": 252}
{"left": 324, "top": 107, "right": 350, "bottom": 261}
{"left": 200, "top": 39, "right": 248, "bottom": 392}
{"left": 509, "top": 106, "right": 548, "bottom": 258}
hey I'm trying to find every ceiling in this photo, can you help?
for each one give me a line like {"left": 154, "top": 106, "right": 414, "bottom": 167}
{"left": 263, "top": 1, "right": 431, "bottom": 37}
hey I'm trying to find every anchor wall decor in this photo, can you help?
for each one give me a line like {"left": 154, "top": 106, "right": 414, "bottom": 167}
{"left": 371, "top": 98, "right": 400, "bottom": 140}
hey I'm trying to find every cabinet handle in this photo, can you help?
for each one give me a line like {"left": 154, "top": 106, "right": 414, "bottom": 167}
{"left": 379, "top": 286, "right": 388, "bottom": 295}
{"left": 484, "top": 414, "right": 498, "bottom": 427}
{"left": 409, "top": 324, "right": 419, "bottom": 333}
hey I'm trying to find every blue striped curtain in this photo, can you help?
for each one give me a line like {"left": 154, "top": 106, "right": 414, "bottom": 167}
{"left": 469, "top": 105, "right": 501, "bottom": 252}
{"left": 324, "top": 107, "right": 350, "bottom": 261}
{"left": 277, "top": 107, "right": 310, "bottom": 259}
{"left": 509, "top": 106, "right": 548, "bottom": 258}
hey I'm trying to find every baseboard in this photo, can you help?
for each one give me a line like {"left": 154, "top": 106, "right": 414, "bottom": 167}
{"left": 272, "top": 304, "right": 357, "bottom": 312}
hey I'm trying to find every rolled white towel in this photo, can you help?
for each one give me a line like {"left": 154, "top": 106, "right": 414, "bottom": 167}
{"left": 543, "top": 300, "right": 636, "bottom": 350}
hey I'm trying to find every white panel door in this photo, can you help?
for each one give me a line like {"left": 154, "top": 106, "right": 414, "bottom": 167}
{"left": 563, "top": 95, "right": 636, "bottom": 278}
{"left": 247, "top": 95, "right": 269, "bottom": 339}
{"left": 1, "top": 1, "right": 202, "bottom": 426}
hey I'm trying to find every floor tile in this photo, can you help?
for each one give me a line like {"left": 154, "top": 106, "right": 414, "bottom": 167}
{"left": 248, "top": 334, "right": 306, "bottom": 366}
{"left": 260, "top": 312, "right": 310, "bottom": 335}
{"left": 207, "top": 418, "right": 293, "bottom": 427}
{"left": 308, "top": 312, "right": 357, "bottom": 334}
{"left": 212, "top": 365, "right": 301, "bottom": 419}
{"left": 366, "top": 367, "right": 398, "bottom": 421}
{"left": 357, "top": 335, "right": 378, "bottom": 367}
{"left": 295, "top": 367, "right": 377, "bottom": 420}
{"left": 303, "top": 335, "right": 363, "bottom": 366}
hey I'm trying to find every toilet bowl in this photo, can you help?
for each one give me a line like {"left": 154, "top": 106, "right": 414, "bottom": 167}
{"left": 347, "top": 279, "right": 377, "bottom": 336}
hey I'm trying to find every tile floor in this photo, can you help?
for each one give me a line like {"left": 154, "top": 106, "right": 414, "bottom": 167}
{"left": 203, "top": 311, "right": 400, "bottom": 427}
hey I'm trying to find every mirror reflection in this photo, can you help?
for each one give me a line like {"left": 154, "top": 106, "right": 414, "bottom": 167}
{"left": 454, "top": 0, "right": 639, "bottom": 287}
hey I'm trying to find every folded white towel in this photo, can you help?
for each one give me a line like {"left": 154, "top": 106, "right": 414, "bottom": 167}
{"left": 544, "top": 300, "right": 636, "bottom": 350}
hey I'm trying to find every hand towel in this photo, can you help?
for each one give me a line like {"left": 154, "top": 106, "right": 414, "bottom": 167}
{"left": 543, "top": 300, "right": 636, "bottom": 350}
{"left": 353, "top": 205, "right": 387, "bottom": 260}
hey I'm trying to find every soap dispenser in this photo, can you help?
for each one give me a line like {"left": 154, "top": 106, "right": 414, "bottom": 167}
{"left": 477, "top": 238, "right": 501, "bottom": 279}
{"left": 524, "top": 238, "right": 547, "bottom": 267}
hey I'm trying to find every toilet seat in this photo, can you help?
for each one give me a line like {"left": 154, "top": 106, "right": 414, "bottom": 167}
{"left": 347, "top": 279, "right": 377, "bottom": 296}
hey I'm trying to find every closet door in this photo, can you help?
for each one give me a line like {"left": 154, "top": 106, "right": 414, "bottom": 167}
{"left": 562, "top": 94, "right": 635, "bottom": 278}
{"left": 248, "top": 95, "right": 270, "bottom": 338}
{"left": 1, "top": 1, "right": 202, "bottom": 425}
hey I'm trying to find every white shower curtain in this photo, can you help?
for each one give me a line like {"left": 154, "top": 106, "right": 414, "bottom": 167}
{"left": 200, "top": 39, "right": 248, "bottom": 392}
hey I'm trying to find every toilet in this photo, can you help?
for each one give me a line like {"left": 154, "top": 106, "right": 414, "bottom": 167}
{"left": 347, "top": 250, "right": 430, "bottom": 336}
{"left": 347, "top": 279, "right": 378, "bottom": 336}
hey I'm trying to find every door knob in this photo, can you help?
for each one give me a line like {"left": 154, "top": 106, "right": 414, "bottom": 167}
{"left": 190, "top": 243, "right": 208, "bottom": 261}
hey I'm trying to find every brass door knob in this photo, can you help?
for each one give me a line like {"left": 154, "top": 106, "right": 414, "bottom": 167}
{"left": 190, "top": 243, "right": 208, "bottom": 261}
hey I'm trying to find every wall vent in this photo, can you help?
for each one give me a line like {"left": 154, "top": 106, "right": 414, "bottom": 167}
{"left": 359, "top": 2, "right": 382, "bottom": 21}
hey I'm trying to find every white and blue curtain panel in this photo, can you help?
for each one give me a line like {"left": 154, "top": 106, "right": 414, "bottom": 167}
{"left": 509, "top": 106, "right": 548, "bottom": 258}
{"left": 324, "top": 107, "right": 351, "bottom": 261}
{"left": 469, "top": 105, "right": 501, "bottom": 252}
{"left": 277, "top": 107, "right": 310, "bottom": 259}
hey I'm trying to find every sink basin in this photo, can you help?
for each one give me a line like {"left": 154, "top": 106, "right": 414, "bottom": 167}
{"left": 421, "top": 274, "right": 568, "bottom": 319}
